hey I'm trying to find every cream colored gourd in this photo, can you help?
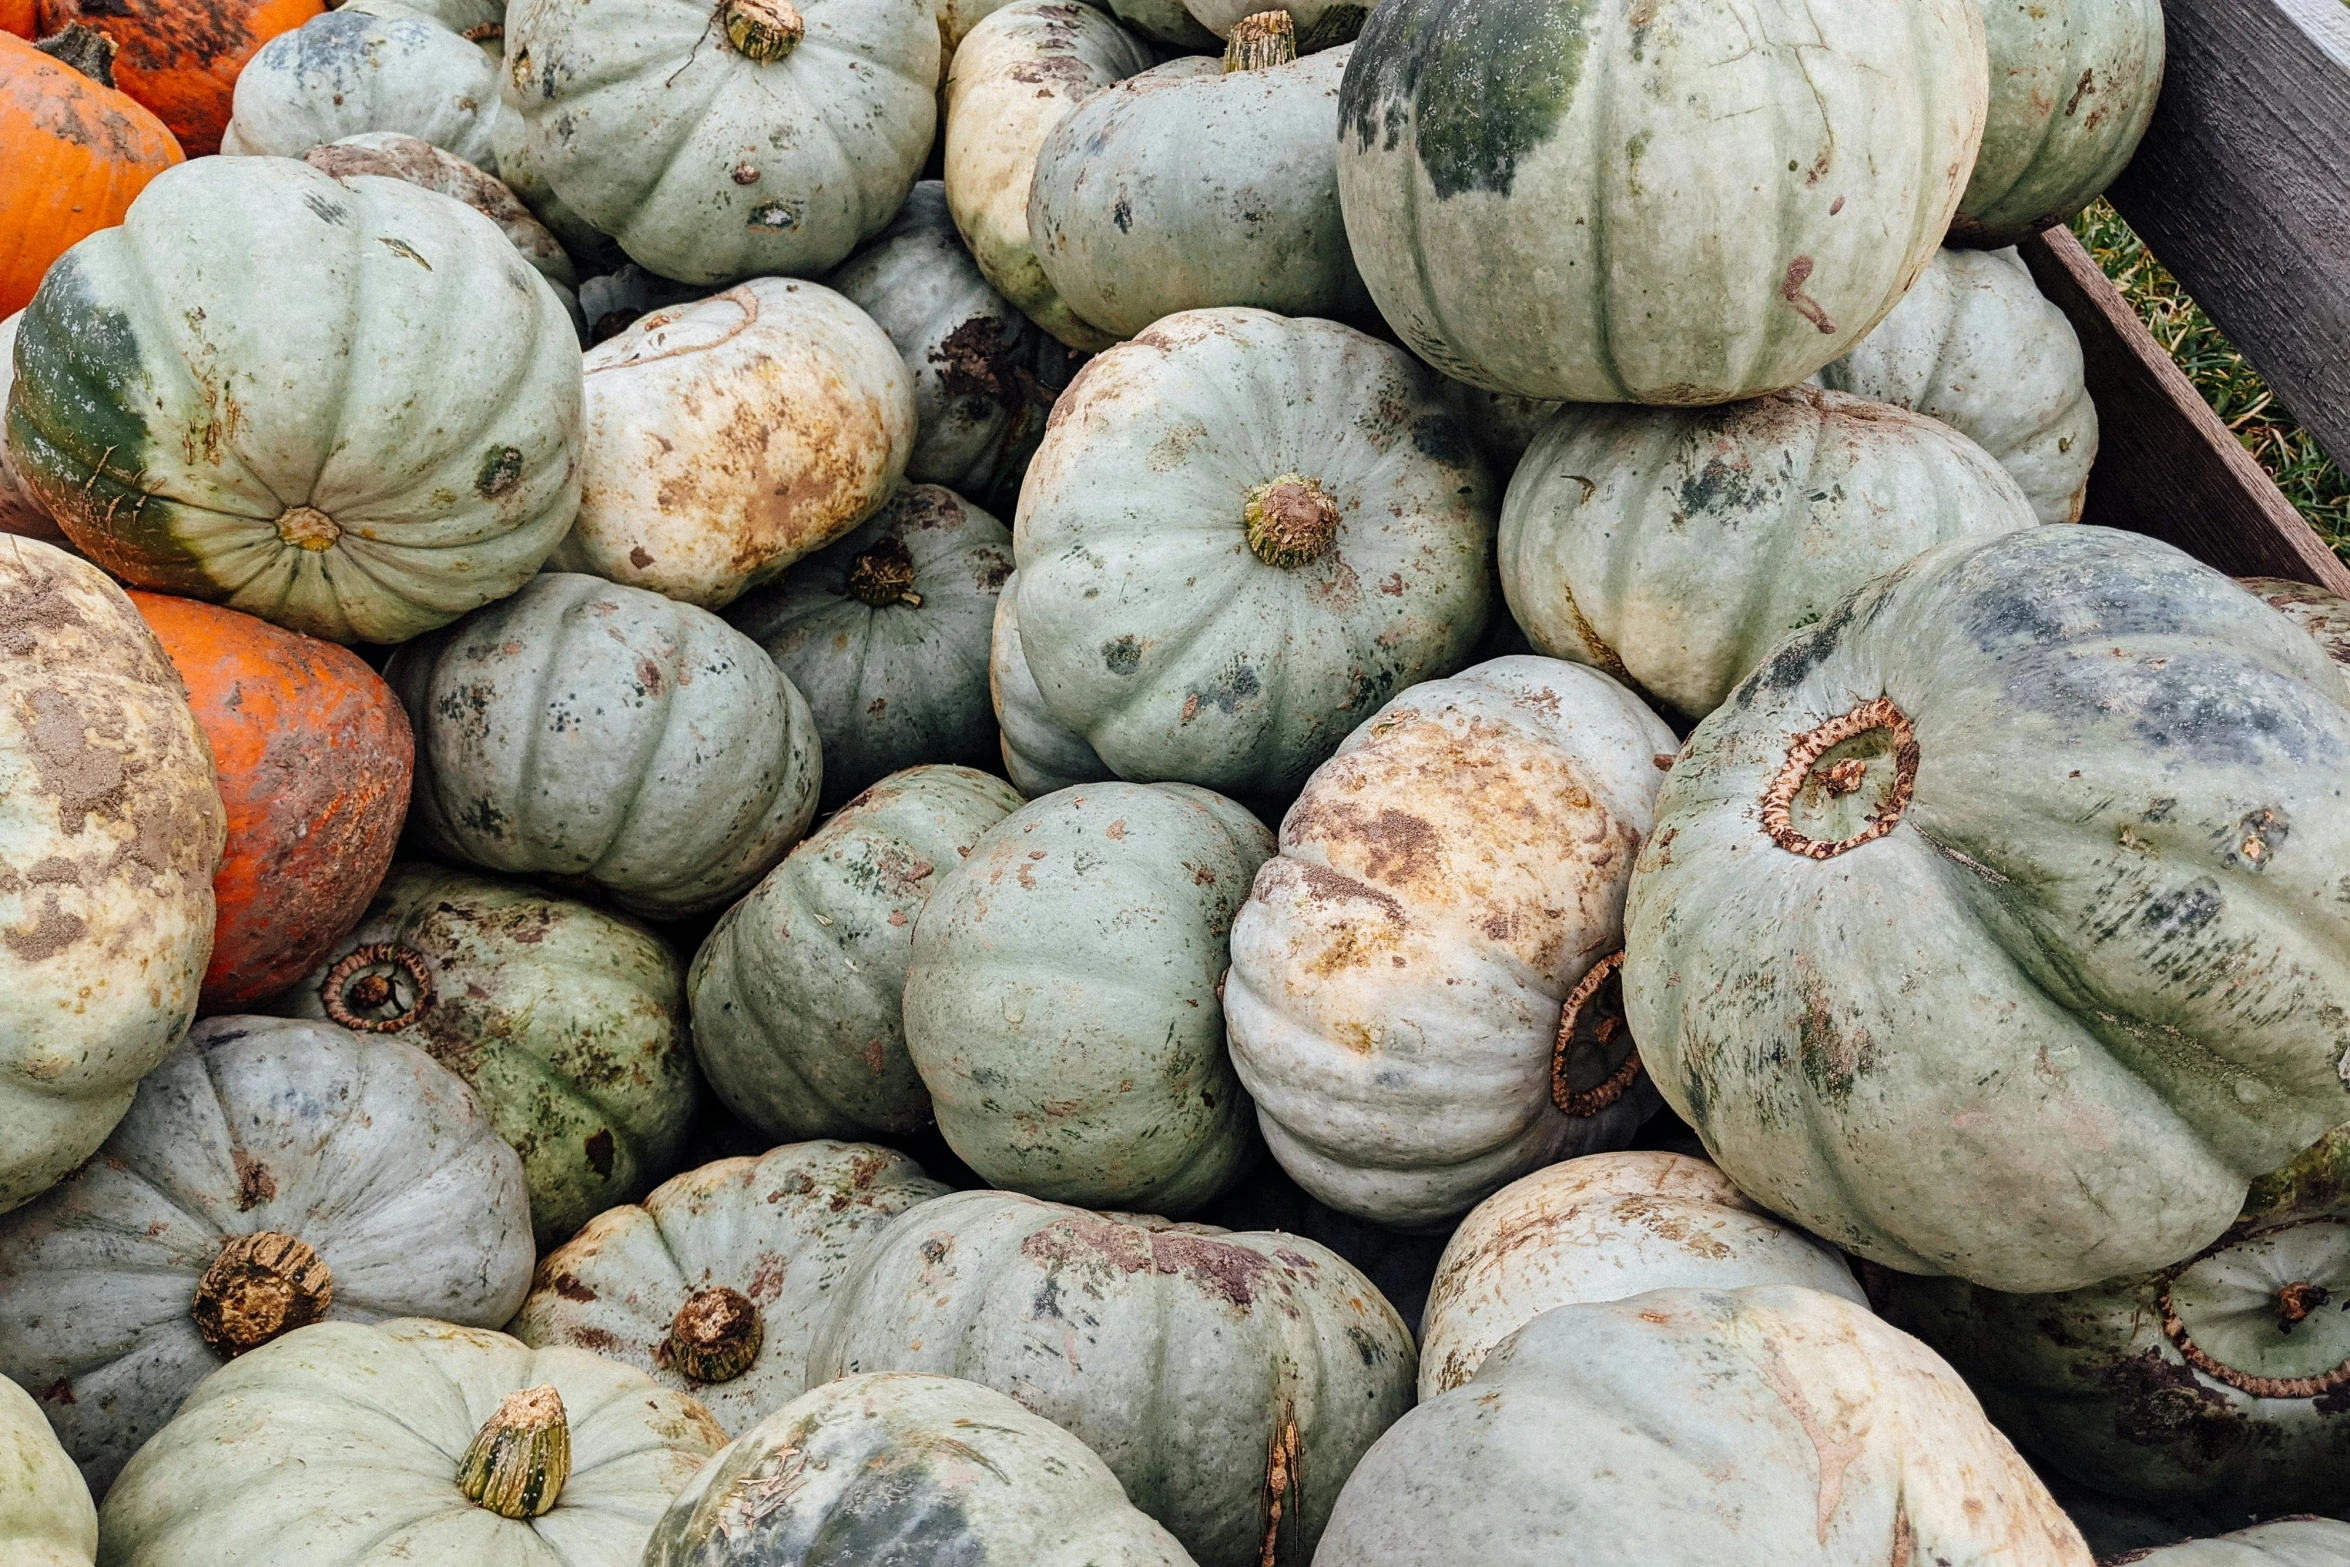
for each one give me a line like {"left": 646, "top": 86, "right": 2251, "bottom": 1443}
{"left": 220, "top": 9, "right": 502, "bottom": 167}
{"left": 0, "top": 1376, "right": 94, "bottom": 1567}
{"left": 1225, "top": 658, "right": 1676, "bottom": 1230}
{"left": 550, "top": 279, "right": 913, "bottom": 610}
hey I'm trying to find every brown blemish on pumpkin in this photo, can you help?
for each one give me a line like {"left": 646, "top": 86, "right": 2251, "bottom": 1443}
{"left": 584, "top": 1129, "right": 615, "bottom": 1178}
{"left": 1778, "top": 256, "right": 1838, "bottom": 335}
{"left": 232, "top": 1150, "right": 276, "bottom": 1210}
{"left": 189, "top": 1231, "right": 333, "bottom": 1359}
{"left": 1259, "top": 1400, "right": 1302, "bottom": 1567}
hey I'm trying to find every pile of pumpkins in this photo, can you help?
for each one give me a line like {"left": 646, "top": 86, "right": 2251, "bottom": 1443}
{"left": 9, "top": 0, "right": 2350, "bottom": 1559}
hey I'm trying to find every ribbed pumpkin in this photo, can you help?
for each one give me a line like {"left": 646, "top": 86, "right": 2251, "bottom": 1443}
{"left": 390, "top": 574, "right": 823, "bottom": 919}
{"left": 29, "top": 0, "right": 323, "bottom": 154}
{"left": 1625, "top": 526, "right": 2350, "bottom": 1294}
{"left": 0, "top": 28, "right": 181, "bottom": 319}
{"left": 727, "top": 486, "right": 1011, "bottom": 809}
{"left": 128, "top": 593, "right": 410, "bottom": 1013}
{"left": 990, "top": 571, "right": 1114, "bottom": 796}
{"left": 2243, "top": 577, "right": 2350, "bottom": 699}
{"left": 218, "top": 8, "right": 501, "bottom": 166}
{"left": 277, "top": 862, "right": 699, "bottom": 1249}
{"left": 0, "top": 311, "right": 62, "bottom": 542}
{"left": 1225, "top": 658, "right": 1675, "bottom": 1230}
{"left": 690, "top": 766, "right": 1022, "bottom": 1142}
{"left": 512, "top": 1142, "right": 950, "bottom": 1434}
{"left": 1498, "top": 385, "right": 2042, "bottom": 719}
{"left": 1334, "top": 0, "right": 1988, "bottom": 403}
{"left": 0, "top": 540, "right": 222, "bottom": 1215}
{"left": 0, "top": 1374, "right": 94, "bottom": 1567}
{"left": 809, "top": 1190, "right": 1417, "bottom": 1567}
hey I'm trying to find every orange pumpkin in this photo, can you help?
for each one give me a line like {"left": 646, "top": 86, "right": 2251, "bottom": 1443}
{"left": 0, "top": 27, "right": 181, "bottom": 316}
{"left": 129, "top": 592, "right": 415, "bottom": 1012}
{"left": 0, "top": 1, "right": 35, "bottom": 37}
{"left": 32, "top": 0, "right": 320, "bottom": 156}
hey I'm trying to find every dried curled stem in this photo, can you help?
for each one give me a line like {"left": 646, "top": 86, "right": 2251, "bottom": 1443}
{"left": 1758, "top": 696, "right": 1918, "bottom": 860}
{"left": 2158, "top": 1224, "right": 2350, "bottom": 1399}
{"left": 321, "top": 943, "right": 434, "bottom": 1032}
{"left": 1551, "top": 951, "right": 1642, "bottom": 1117}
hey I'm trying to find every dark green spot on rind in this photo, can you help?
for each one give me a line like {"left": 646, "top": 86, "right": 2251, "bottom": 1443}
{"left": 477, "top": 444, "right": 526, "bottom": 499}
{"left": 1341, "top": 0, "right": 1593, "bottom": 199}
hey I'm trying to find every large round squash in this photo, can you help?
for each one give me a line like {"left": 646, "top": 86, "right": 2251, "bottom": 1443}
{"left": 990, "top": 571, "right": 1114, "bottom": 796}
{"left": 1318, "top": 1286, "right": 2091, "bottom": 1565}
{"left": 512, "top": 1142, "right": 950, "bottom": 1435}
{"left": 727, "top": 485, "right": 1010, "bottom": 808}
{"left": 1334, "top": 0, "right": 1989, "bottom": 403}
{"left": 1818, "top": 246, "right": 2099, "bottom": 524}
{"left": 1009, "top": 307, "right": 1494, "bottom": 799}
{"left": 1498, "top": 385, "right": 2042, "bottom": 720}
{"left": 503, "top": 0, "right": 937, "bottom": 285}
{"left": 1225, "top": 657, "right": 1675, "bottom": 1230}
{"left": 902, "top": 781, "right": 1271, "bottom": 1213}
{"left": 0, "top": 1016, "right": 533, "bottom": 1494}
{"left": 4, "top": 156, "right": 582, "bottom": 645}
{"left": 218, "top": 8, "right": 500, "bottom": 166}
{"left": 644, "top": 1372, "right": 1195, "bottom": 1566}
{"left": 0, "top": 1374, "right": 93, "bottom": 1567}
{"left": 30, "top": 0, "right": 324, "bottom": 155}
{"left": 1419, "top": 1151, "right": 1866, "bottom": 1398}
{"left": 550, "top": 278, "right": 913, "bottom": 610}
{"left": 1624, "top": 526, "right": 2350, "bottom": 1294}
{"left": 809, "top": 1189, "right": 1416, "bottom": 1567}
{"left": 1955, "top": 0, "right": 2164, "bottom": 246}
{"left": 0, "top": 28, "right": 181, "bottom": 320}
{"left": 96, "top": 1317, "right": 726, "bottom": 1565}
{"left": 276, "top": 862, "right": 698, "bottom": 1249}
{"left": 690, "top": 766, "right": 1021, "bottom": 1142}
{"left": 390, "top": 574, "right": 822, "bottom": 919}
{"left": 0, "top": 540, "right": 221, "bottom": 1215}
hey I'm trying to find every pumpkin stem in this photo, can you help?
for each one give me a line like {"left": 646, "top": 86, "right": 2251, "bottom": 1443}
{"left": 844, "top": 537, "right": 923, "bottom": 608}
{"left": 34, "top": 22, "right": 123, "bottom": 87}
{"left": 321, "top": 943, "right": 435, "bottom": 1033}
{"left": 1551, "top": 951, "right": 1644, "bottom": 1117}
{"left": 719, "top": 0, "right": 804, "bottom": 61}
{"left": 1758, "top": 696, "right": 1919, "bottom": 861}
{"left": 276, "top": 506, "right": 342, "bottom": 552}
{"left": 461, "top": 19, "right": 503, "bottom": 39}
{"left": 666, "top": 1286, "right": 764, "bottom": 1383}
{"left": 1223, "top": 10, "right": 1296, "bottom": 71}
{"left": 2162, "top": 1262, "right": 2350, "bottom": 1399}
{"left": 1243, "top": 475, "right": 1340, "bottom": 569}
{"left": 2277, "top": 1280, "right": 2331, "bottom": 1330}
{"left": 458, "top": 1385, "right": 572, "bottom": 1519}
{"left": 190, "top": 1232, "right": 334, "bottom": 1359}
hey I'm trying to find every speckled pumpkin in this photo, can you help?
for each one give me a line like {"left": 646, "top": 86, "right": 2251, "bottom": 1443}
{"left": 1009, "top": 307, "right": 1494, "bottom": 798}
{"left": 4, "top": 156, "right": 582, "bottom": 644}
{"left": 275, "top": 862, "right": 698, "bottom": 1249}
{"left": 0, "top": 540, "right": 221, "bottom": 1214}
{"left": 644, "top": 1372, "right": 1196, "bottom": 1566}
{"left": 512, "top": 1142, "right": 950, "bottom": 1435}
{"left": 1625, "top": 526, "right": 2350, "bottom": 1294}
{"left": 689, "top": 766, "right": 1021, "bottom": 1142}
{"left": 1418, "top": 1151, "right": 1866, "bottom": 1399}
{"left": 0, "top": 1374, "right": 93, "bottom": 1567}
{"left": 1225, "top": 658, "right": 1674, "bottom": 1230}
{"left": 218, "top": 8, "right": 500, "bottom": 165}
{"left": 989, "top": 572, "right": 1114, "bottom": 796}
{"left": 2243, "top": 577, "right": 2350, "bottom": 700}
{"left": 1319, "top": 1286, "right": 2091, "bottom": 1565}
{"left": 1818, "top": 246, "right": 2099, "bottom": 524}
{"left": 904, "top": 781, "right": 1270, "bottom": 1212}
{"left": 728, "top": 486, "right": 1011, "bottom": 808}
{"left": 389, "top": 573, "right": 822, "bottom": 919}
{"left": 96, "top": 1317, "right": 727, "bottom": 1565}
{"left": 0, "top": 1016, "right": 533, "bottom": 1495}
{"left": 1499, "top": 385, "right": 2041, "bottom": 719}
{"left": 549, "top": 278, "right": 913, "bottom": 610}
{"left": 809, "top": 1190, "right": 1416, "bottom": 1567}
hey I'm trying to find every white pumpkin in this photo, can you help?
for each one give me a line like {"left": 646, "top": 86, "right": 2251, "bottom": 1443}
{"left": 220, "top": 9, "right": 504, "bottom": 168}
{"left": 1225, "top": 657, "right": 1677, "bottom": 1230}
{"left": 549, "top": 278, "right": 914, "bottom": 609}
{"left": 0, "top": 1374, "right": 93, "bottom": 1567}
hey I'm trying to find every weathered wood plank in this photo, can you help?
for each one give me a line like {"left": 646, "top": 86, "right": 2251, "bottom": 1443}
{"left": 2016, "top": 225, "right": 2350, "bottom": 593}
{"left": 2102, "top": 0, "right": 2350, "bottom": 466}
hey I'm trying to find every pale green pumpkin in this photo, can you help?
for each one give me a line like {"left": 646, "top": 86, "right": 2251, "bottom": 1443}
{"left": 1624, "top": 526, "right": 2350, "bottom": 1294}
{"left": 2124, "top": 1522, "right": 2350, "bottom": 1567}
{"left": 902, "top": 781, "right": 1271, "bottom": 1213}
{"left": 1499, "top": 385, "right": 2041, "bottom": 719}
{"left": 0, "top": 1375, "right": 94, "bottom": 1567}
{"left": 1334, "top": 0, "right": 1989, "bottom": 403}
{"left": 4, "top": 158, "right": 581, "bottom": 645}
{"left": 689, "top": 766, "right": 1020, "bottom": 1142}
{"left": 0, "top": 312, "right": 60, "bottom": 542}
{"left": 219, "top": 10, "right": 504, "bottom": 168}
{"left": 301, "top": 134, "right": 580, "bottom": 302}
{"left": 989, "top": 573, "right": 1114, "bottom": 796}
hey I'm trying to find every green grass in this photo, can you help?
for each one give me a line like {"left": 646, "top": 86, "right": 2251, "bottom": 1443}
{"left": 2070, "top": 199, "right": 2350, "bottom": 560}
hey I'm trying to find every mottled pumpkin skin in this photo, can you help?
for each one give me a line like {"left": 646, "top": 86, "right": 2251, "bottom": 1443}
{"left": 5, "top": 158, "right": 582, "bottom": 645}
{"left": 390, "top": 573, "right": 822, "bottom": 919}
{"left": 903, "top": 782, "right": 1271, "bottom": 1213}
{"left": 1226, "top": 658, "right": 1674, "bottom": 1230}
{"left": 1879, "top": 1126, "right": 2350, "bottom": 1519}
{"left": 0, "top": 313, "right": 61, "bottom": 541}
{"left": 306, "top": 133, "right": 576, "bottom": 292}
{"left": 98, "top": 1318, "right": 727, "bottom": 1566}
{"left": 0, "top": 1017, "right": 533, "bottom": 1495}
{"left": 1321, "top": 1287, "right": 2091, "bottom": 1565}
{"left": 644, "top": 1372, "right": 1195, "bottom": 1566}
{"left": 2123, "top": 1521, "right": 2350, "bottom": 1566}
{"left": 33, "top": 0, "right": 324, "bottom": 155}
{"left": 1334, "top": 0, "right": 1988, "bottom": 403}
{"left": 1500, "top": 385, "right": 2041, "bottom": 719}
{"left": 0, "top": 1375, "right": 94, "bottom": 1567}
{"left": 218, "top": 9, "right": 501, "bottom": 166}
{"left": 2243, "top": 577, "right": 2350, "bottom": 701}
{"left": 0, "top": 541, "right": 222, "bottom": 1214}
{"left": 728, "top": 486, "right": 1012, "bottom": 809}
{"left": 275, "top": 862, "right": 697, "bottom": 1249}
{"left": 0, "top": 32, "right": 181, "bottom": 319}
{"left": 809, "top": 1191, "right": 1416, "bottom": 1567}
{"left": 1625, "top": 527, "right": 2350, "bottom": 1294}
{"left": 513, "top": 1142, "right": 950, "bottom": 1434}
{"left": 690, "top": 767, "right": 1022, "bottom": 1142}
